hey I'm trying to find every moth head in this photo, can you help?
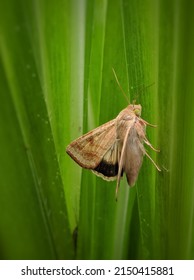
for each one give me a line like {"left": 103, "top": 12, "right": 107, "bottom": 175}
{"left": 128, "top": 104, "right": 142, "bottom": 117}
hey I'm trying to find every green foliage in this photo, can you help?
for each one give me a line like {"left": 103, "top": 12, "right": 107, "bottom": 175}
{"left": 0, "top": 0, "right": 194, "bottom": 260}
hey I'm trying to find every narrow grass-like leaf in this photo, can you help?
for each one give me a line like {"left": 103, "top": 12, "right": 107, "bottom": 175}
{"left": 0, "top": 0, "right": 73, "bottom": 259}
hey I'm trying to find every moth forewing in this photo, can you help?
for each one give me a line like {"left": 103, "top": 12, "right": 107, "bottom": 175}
{"left": 66, "top": 119, "right": 116, "bottom": 169}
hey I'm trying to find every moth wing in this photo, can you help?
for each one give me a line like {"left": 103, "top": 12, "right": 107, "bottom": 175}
{"left": 115, "top": 116, "right": 143, "bottom": 197}
{"left": 92, "top": 140, "right": 122, "bottom": 181}
{"left": 123, "top": 122, "right": 145, "bottom": 186}
{"left": 66, "top": 119, "right": 116, "bottom": 169}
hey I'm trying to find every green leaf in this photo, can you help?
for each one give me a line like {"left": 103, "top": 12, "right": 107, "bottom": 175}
{"left": 0, "top": 0, "right": 73, "bottom": 259}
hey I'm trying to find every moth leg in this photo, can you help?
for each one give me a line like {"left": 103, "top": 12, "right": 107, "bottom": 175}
{"left": 115, "top": 126, "right": 131, "bottom": 200}
{"left": 115, "top": 140, "right": 121, "bottom": 201}
{"left": 144, "top": 150, "right": 161, "bottom": 171}
{"left": 143, "top": 137, "right": 160, "bottom": 152}
{"left": 139, "top": 117, "right": 157, "bottom": 127}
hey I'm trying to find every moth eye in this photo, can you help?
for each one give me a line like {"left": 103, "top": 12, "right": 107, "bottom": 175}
{"left": 134, "top": 109, "right": 141, "bottom": 117}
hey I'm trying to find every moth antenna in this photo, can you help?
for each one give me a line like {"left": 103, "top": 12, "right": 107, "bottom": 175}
{"left": 144, "top": 150, "right": 161, "bottom": 171}
{"left": 112, "top": 68, "right": 130, "bottom": 104}
{"left": 145, "top": 82, "right": 155, "bottom": 89}
{"left": 162, "top": 165, "right": 169, "bottom": 172}
{"left": 115, "top": 125, "right": 131, "bottom": 200}
{"left": 133, "top": 82, "right": 155, "bottom": 101}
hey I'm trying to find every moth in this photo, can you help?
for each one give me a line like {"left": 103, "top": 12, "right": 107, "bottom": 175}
{"left": 66, "top": 104, "right": 160, "bottom": 198}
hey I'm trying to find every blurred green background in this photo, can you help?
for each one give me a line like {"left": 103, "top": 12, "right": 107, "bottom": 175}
{"left": 0, "top": 0, "right": 194, "bottom": 259}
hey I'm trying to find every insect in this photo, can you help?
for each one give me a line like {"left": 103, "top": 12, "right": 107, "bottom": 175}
{"left": 66, "top": 103, "right": 160, "bottom": 199}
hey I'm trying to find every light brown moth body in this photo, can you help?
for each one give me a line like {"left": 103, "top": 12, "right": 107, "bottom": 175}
{"left": 66, "top": 104, "right": 160, "bottom": 198}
